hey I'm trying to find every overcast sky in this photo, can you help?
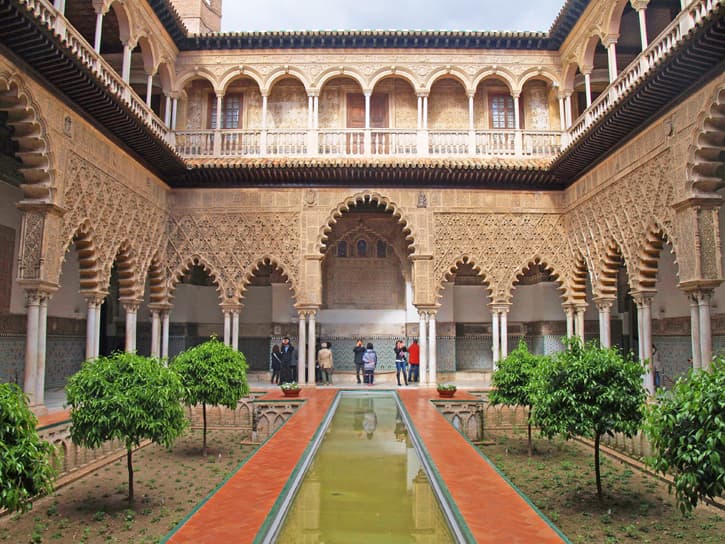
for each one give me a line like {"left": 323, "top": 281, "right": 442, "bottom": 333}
{"left": 219, "top": 0, "right": 567, "bottom": 33}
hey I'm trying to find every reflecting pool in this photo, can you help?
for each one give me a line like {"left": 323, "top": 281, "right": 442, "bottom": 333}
{"left": 275, "top": 393, "right": 455, "bottom": 543}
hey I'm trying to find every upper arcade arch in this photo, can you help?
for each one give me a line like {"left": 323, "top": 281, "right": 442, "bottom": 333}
{"left": 315, "top": 68, "right": 366, "bottom": 93}
{"left": 470, "top": 69, "right": 516, "bottom": 95}
{"left": 263, "top": 68, "right": 311, "bottom": 96}
{"left": 369, "top": 68, "right": 420, "bottom": 93}
{"left": 316, "top": 192, "right": 416, "bottom": 255}
{"left": 517, "top": 68, "right": 561, "bottom": 91}
{"left": 424, "top": 67, "right": 471, "bottom": 95}
{"left": 219, "top": 66, "right": 266, "bottom": 96}
{"left": 174, "top": 68, "right": 220, "bottom": 95}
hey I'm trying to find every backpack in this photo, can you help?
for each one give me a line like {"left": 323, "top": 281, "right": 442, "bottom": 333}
{"left": 362, "top": 349, "right": 377, "bottom": 370}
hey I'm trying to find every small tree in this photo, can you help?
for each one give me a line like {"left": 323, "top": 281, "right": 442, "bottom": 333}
{"left": 0, "top": 383, "right": 56, "bottom": 512}
{"left": 531, "top": 338, "right": 645, "bottom": 501}
{"left": 66, "top": 353, "right": 186, "bottom": 502}
{"left": 645, "top": 357, "right": 725, "bottom": 513}
{"left": 171, "top": 337, "right": 249, "bottom": 456}
{"left": 489, "top": 340, "right": 545, "bottom": 456}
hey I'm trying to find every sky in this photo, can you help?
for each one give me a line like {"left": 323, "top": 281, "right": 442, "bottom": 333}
{"left": 219, "top": 0, "right": 568, "bottom": 33}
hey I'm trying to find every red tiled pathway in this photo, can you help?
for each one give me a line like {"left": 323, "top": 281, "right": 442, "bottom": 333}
{"left": 166, "top": 388, "right": 565, "bottom": 543}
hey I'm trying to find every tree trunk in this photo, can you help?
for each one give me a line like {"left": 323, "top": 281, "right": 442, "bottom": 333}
{"left": 127, "top": 448, "right": 134, "bottom": 503}
{"left": 202, "top": 402, "right": 207, "bottom": 457}
{"left": 594, "top": 432, "right": 602, "bottom": 502}
{"left": 527, "top": 406, "right": 532, "bottom": 458}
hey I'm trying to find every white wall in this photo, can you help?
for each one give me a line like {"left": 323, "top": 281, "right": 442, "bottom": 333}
{"left": 240, "top": 286, "right": 272, "bottom": 323}
{"left": 171, "top": 284, "right": 222, "bottom": 323}
{"left": 452, "top": 285, "right": 491, "bottom": 321}
{"left": 652, "top": 244, "right": 691, "bottom": 318}
{"left": 271, "top": 283, "right": 295, "bottom": 323}
{"left": 47, "top": 245, "right": 87, "bottom": 319}
{"left": 510, "top": 282, "right": 566, "bottom": 321}
{"left": 1, "top": 181, "right": 25, "bottom": 314}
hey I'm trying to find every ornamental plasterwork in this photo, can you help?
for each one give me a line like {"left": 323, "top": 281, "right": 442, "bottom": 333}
{"left": 165, "top": 212, "right": 301, "bottom": 300}
{"left": 566, "top": 151, "right": 677, "bottom": 296}
{"left": 432, "top": 212, "right": 573, "bottom": 305}
{"left": 59, "top": 153, "right": 168, "bottom": 297}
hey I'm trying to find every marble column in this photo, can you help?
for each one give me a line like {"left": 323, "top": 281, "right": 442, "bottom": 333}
{"left": 606, "top": 41, "right": 618, "bottom": 82}
{"left": 575, "top": 305, "right": 586, "bottom": 339}
{"left": 232, "top": 310, "right": 240, "bottom": 351}
{"left": 428, "top": 313, "right": 437, "bottom": 385}
{"left": 145, "top": 73, "right": 154, "bottom": 106}
{"left": 595, "top": 298, "right": 614, "bottom": 348}
{"left": 418, "top": 311, "right": 428, "bottom": 384}
{"left": 223, "top": 310, "right": 231, "bottom": 346}
{"left": 150, "top": 309, "right": 161, "bottom": 358}
{"left": 491, "top": 310, "right": 500, "bottom": 368}
{"left": 23, "top": 291, "right": 40, "bottom": 406}
{"left": 93, "top": 9, "right": 104, "bottom": 52}
{"left": 634, "top": 292, "right": 655, "bottom": 394}
{"left": 689, "top": 294, "right": 701, "bottom": 369}
{"left": 84, "top": 293, "right": 105, "bottom": 360}
{"left": 121, "top": 42, "right": 132, "bottom": 83}
{"left": 122, "top": 300, "right": 140, "bottom": 353}
{"left": 584, "top": 71, "right": 592, "bottom": 108}
{"left": 35, "top": 295, "right": 48, "bottom": 405}
{"left": 564, "top": 304, "right": 574, "bottom": 338}
{"left": 636, "top": 7, "right": 649, "bottom": 50}
{"left": 697, "top": 290, "right": 713, "bottom": 370}
{"left": 298, "top": 311, "right": 307, "bottom": 382}
{"left": 161, "top": 310, "right": 170, "bottom": 360}
{"left": 564, "top": 93, "right": 573, "bottom": 128}
{"left": 164, "top": 94, "right": 172, "bottom": 126}
{"left": 308, "top": 311, "right": 317, "bottom": 385}
{"left": 500, "top": 309, "right": 509, "bottom": 359}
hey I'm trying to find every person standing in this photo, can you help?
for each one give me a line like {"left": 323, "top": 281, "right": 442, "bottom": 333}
{"left": 407, "top": 338, "right": 420, "bottom": 383}
{"left": 318, "top": 342, "right": 334, "bottom": 385}
{"left": 394, "top": 340, "right": 408, "bottom": 386}
{"left": 280, "top": 336, "right": 296, "bottom": 382}
{"left": 270, "top": 344, "right": 283, "bottom": 384}
{"left": 353, "top": 339, "right": 366, "bottom": 384}
{"left": 362, "top": 342, "right": 377, "bottom": 385}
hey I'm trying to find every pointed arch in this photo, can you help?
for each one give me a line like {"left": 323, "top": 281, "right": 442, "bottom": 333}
{"left": 508, "top": 255, "right": 566, "bottom": 304}
{"left": 240, "top": 256, "right": 299, "bottom": 303}
{"left": 316, "top": 191, "right": 416, "bottom": 254}
{"left": 686, "top": 83, "right": 725, "bottom": 194}
{"left": 0, "top": 71, "right": 55, "bottom": 203}
{"left": 434, "top": 255, "right": 493, "bottom": 303}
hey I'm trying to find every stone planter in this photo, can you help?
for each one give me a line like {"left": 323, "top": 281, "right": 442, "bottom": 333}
{"left": 281, "top": 388, "right": 301, "bottom": 397}
{"left": 437, "top": 389, "right": 456, "bottom": 398}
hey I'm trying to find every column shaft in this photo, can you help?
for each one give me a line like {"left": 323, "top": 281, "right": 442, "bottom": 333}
{"left": 637, "top": 9, "right": 649, "bottom": 50}
{"left": 93, "top": 302, "right": 101, "bottom": 358}
{"left": 419, "top": 312, "right": 428, "bottom": 384}
{"left": 428, "top": 314, "right": 437, "bottom": 384}
{"left": 232, "top": 311, "right": 240, "bottom": 351}
{"left": 161, "top": 311, "right": 170, "bottom": 360}
{"left": 85, "top": 300, "right": 96, "bottom": 360}
{"left": 500, "top": 311, "right": 508, "bottom": 358}
{"left": 689, "top": 296, "right": 701, "bottom": 369}
{"left": 146, "top": 74, "right": 153, "bottom": 106}
{"left": 698, "top": 292, "right": 713, "bottom": 370}
{"left": 23, "top": 295, "right": 40, "bottom": 406}
{"left": 492, "top": 311, "right": 500, "bottom": 368}
{"left": 93, "top": 11, "right": 103, "bottom": 52}
{"left": 298, "top": 313, "right": 306, "bottom": 380}
{"left": 565, "top": 307, "right": 574, "bottom": 338}
{"left": 584, "top": 73, "right": 592, "bottom": 108}
{"left": 223, "top": 311, "right": 231, "bottom": 346}
{"left": 35, "top": 296, "right": 48, "bottom": 405}
{"left": 607, "top": 43, "right": 618, "bottom": 82}
{"left": 307, "top": 313, "right": 317, "bottom": 385}
{"left": 150, "top": 310, "right": 161, "bottom": 358}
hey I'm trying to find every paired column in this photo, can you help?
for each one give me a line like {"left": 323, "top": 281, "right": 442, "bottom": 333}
{"left": 364, "top": 91, "right": 372, "bottom": 154}
{"left": 633, "top": 291, "right": 655, "bottom": 394}
{"left": 221, "top": 304, "right": 242, "bottom": 348}
{"left": 417, "top": 93, "right": 429, "bottom": 156}
{"left": 594, "top": 298, "right": 615, "bottom": 348}
{"left": 149, "top": 304, "right": 171, "bottom": 359}
{"left": 468, "top": 93, "right": 476, "bottom": 153}
{"left": 564, "top": 303, "right": 575, "bottom": 338}
{"left": 84, "top": 292, "right": 106, "bottom": 360}
{"left": 307, "top": 93, "right": 319, "bottom": 153}
{"left": 297, "top": 310, "right": 307, "bottom": 382}
{"left": 428, "top": 312, "right": 437, "bottom": 385}
{"left": 490, "top": 304, "right": 510, "bottom": 368}
{"left": 23, "top": 289, "right": 52, "bottom": 409}
{"left": 688, "top": 289, "right": 714, "bottom": 370}
{"left": 260, "top": 93, "right": 268, "bottom": 154}
{"left": 512, "top": 92, "right": 522, "bottom": 155}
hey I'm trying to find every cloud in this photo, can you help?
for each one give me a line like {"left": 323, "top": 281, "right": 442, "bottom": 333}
{"left": 219, "top": 0, "right": 565, "bottom": 33}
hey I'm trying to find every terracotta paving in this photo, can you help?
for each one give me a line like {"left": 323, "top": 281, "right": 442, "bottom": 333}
{"left": 37, "top": 409, "right": 70, "bottom": 429}
{"left": 165, "top": 387, "right": 565, "bottom": 543}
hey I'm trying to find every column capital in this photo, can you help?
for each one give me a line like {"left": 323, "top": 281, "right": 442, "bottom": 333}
{"left": 680, "top": 281, "right": 721, "bottom": 295}
{"left": 19, "top": 280, "right": 58, "bottom": 297}
{"left": 415, "top": 304, "right": 439, "bottom": 315}
{"left": 416, "top": 91, "right": 430, "bottom": 98}
{"left": 630, "top": 290, "right": 655, "bottom": 306}
{"left": 630, "top": 0, "right": 650, "bottom": 11}
{"left": 82, "top": 290, "right": 108, "bottom": 306}
{"left": 148, "top": 302, "right": 173, "bottom": 312}
{"left": 593, "top": 296, "right": 616, "bottom": 312}
{"left": 672, "top": 193, "right": 723, "bottom": 211}
{"left": 489, "top": 302, "right": 511, "bottom": 313}
{"left": 220, "top": 302, "right": 244, "bottom": 312}
{"left": 602, "top": 34, "right": 619, "bottom": 47}
{"left": 120, "top": 297, "right": 143, "bottom": 312}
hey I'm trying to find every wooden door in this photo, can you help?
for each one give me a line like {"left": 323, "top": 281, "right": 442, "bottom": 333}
{"left": 347, "top": 93, "right": 389, "bottom": 153}
{"left": 346, "top": 93, "right": 365, "bottom": 153}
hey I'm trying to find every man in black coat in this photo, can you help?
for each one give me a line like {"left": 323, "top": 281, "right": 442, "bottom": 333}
{"left": 280, "top": 336, "right": 296, "bottom": 382}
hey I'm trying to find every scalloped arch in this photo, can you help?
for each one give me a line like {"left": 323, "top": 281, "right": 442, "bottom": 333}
{"left": 507, "top": 255, "right": 567, "bottom": 304}
{"left": 686, "top": 83, "right": 725, "bottom": 194}
{"left": 0, "top": 71, "right": 56, "bottom": 203}
{"left": 61, "top": 220, "right": 101, "bottom": 293}
{"left": 144, "top": 254, "right": 167, "bottom": 305}
{"left": 106, "top": 240, "right": 139, "bottom": 299}
{"left": 315, "top": 191, "right": 416, "bottom": 254}
{"left": 168, "top": 254, "right": 224, "bottom": 303}
{"left": 433, "top": 255, "right": 493, "bottom": 303}
{"left": 634, "top": 222, "right": 679, "bottom": 292}
{"left": 594, "top": 238, "right": 626, "bottom": 299}
{"left": 240, "top": 255, "right": 299, "bottom": 303}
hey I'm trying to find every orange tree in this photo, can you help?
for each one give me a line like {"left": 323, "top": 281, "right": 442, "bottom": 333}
{"left": 66, "top": 353, "right": 186, "bottom": 502}
{"left": 531, "top": 338, "right": 646, "bottom": 501}
{"left": 171, "top": 338, "right": 249, "bottom": 456}
{"left": 0, "top": 382, "right": 55, "bottom": 512}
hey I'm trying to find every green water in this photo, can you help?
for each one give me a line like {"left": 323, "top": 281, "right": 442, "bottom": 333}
{"left": 276, "top": 393, "right": 455, "bottom": 543}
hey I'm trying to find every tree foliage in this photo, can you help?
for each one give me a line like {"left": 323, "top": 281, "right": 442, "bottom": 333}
{"left": 645, "top": 357, "right": 725, "bottom": 513}
{"left": 489, "top": 340, "right": 546, "bottom": 456}
{"left": 531, "top": 338, "right": 646, "bottom": 500}
{"left": 0, "top": 383, "right": 56, "bottom": 512}
{"left": 66, "top": 353, "right": 186, "bottom": 501}
{"left": 170, "top": 338, "right": 249, "bottom": 456}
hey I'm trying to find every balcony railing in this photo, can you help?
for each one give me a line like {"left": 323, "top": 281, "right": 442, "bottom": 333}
{"left": 566, "top": 0, "right": 719, "bottom": 148}
{"left": 175, "top": 128, "right": 563, "bottom": 159}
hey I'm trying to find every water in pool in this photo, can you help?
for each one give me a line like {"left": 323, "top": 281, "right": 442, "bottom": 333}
{"left": 276, "top": 393, "right": 455, "bottom": 543}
